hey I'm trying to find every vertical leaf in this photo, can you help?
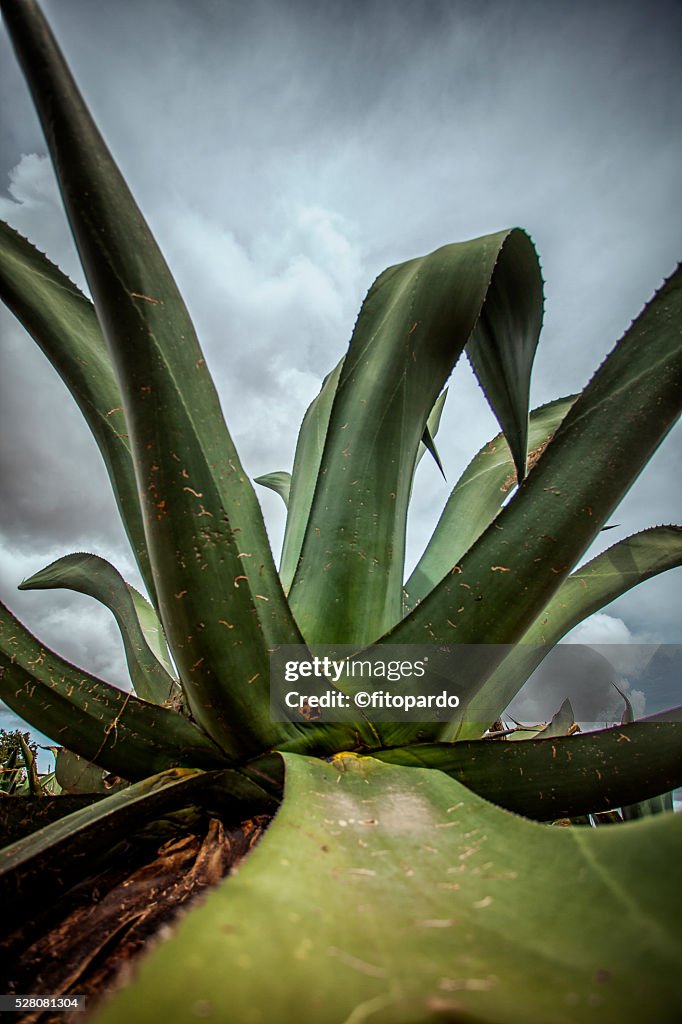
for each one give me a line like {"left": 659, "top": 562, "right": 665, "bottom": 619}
{"left": 289, "top": 230, "right": 543, "bottom": 643}
{"left": 1, "top": 0, "right": 304, "bottom": 756}
{"left": 277, "top": 359, "right": 344, "bottom": 591}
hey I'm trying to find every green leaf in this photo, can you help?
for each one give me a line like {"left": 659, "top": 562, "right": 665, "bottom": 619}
{"left": 503, "top": 698, "right": 577, "bottom": 741}
{"left": 1, "top": 0, "right": 304, "bottom": 756}
{"left": 405, "top": 395, "right": 576, "bottom": 610}
{"left": 506, "top": 724, "right": 545, "bottom": 740}
{"left": 254, "top": 471, "right": 292, "bottom": 508}
{"left": 375, "top": 709, "right": 682, "bottom": 819}
{"left": 278, "top": 358, "right": 344, "bottom": 592}
{"left": 0, "top": 219, "right": 154, "bottom": 602}
{"left": 416, "top": 387, "right": 448, "bottom": 479}
{"left": 20, "top": 553, "right": 180, "bottom": 706}
{"left": 0, "top": 746, "right": 21, "bottom": 794}
{"left": 456, "top": 525, "right": 682, "bottom": 738}
{"left": 521, "top": 525, "right": 682, "bottom": 647}
{"left": 91, "top": 752, "right": 682, "bottom": 1024}
{"left": 0, "top": 766, "right": 278, "bottom": 932}
{"left": 507, "top": 696, "right": 577, "bottom": 737}
{"left": 271, "top": 374, "right": 447, "bottom": 599}
{"left": 17, "top": 732, "right": 41, "bottom": 796}
{"left": 37, "top": 770, "right": 62, "bottom": 796}
{"left": 0, "top": 599, "right": 227, "bottom": 780}
{"left": 55, "top": 748, "right": 126, "bottom": 794}
{"left": 288, "top": 229, "right": 543, "bottom": 643}
{"left": 614, "top": 681, "right": 635, "bottom": 725}
{"left": 466, "top": 239, "right": 545, "bottom": 482}
{"left": 388, "top": 271, "right": 682, "bottom": 717}
{"left": 128, "top": 586, "right": 178, "bottom": 681}
{"left": 533, "top": 697, "right": 577, "bottom": 737}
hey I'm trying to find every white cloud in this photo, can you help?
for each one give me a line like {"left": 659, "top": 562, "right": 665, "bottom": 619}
{"left": 564, "top": 612, "right": 635, "bottom": 647}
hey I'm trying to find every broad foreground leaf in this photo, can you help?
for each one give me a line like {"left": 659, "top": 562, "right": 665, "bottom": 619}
{"left": 20, "top": 553, "right": 180, "bottom": 705}
{"left": 0, "top": 600, "right": 226, "bottom": 779}
{"left": 1, "top": 0, "right": 303, "bottom": 757}
{"left": 288, "top": 229, "right": 543, "bottom": 643}
{"left": 0, "top": 220, "right": 154, "bottom": 600}
{"left": 93, "top": 753, "right": 682, "bottom": 1024}
{"left": 375, "top": 710, "right": 682, "bottom": 819}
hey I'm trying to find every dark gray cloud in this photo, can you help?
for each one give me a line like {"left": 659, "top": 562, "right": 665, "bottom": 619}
{"left": 508, "top": 641, "right": 682, "bottom": 725}
{"left": 1, "top": 0, "right": 680, "bottom": 736}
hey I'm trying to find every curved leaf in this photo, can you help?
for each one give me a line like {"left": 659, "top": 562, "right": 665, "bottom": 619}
{"left": 0, "top": 600, "right": 227, "bottom": 780}
{"left": 456, "top": 525, "right": 682, "bottom": 738}
{"left": 289, "top": 229, "right": 543, "bottom": 643}
{"left": 92, "top": 752, "right": 682, "bottom": 1024}
{"left": 615, "top": 680, "right": 635, "bottom": 725}
{"left": 254, "top": 471, "right": 292, "bottom": 508}
{"left": 0, "top": 219, "right": 154, "bottom": 601}
{"left": 20, "top": 553, "right": 180, "bottom": 706}
{"left": 405, "top": 395, "right": 576, "bottom": 610}
{"left": 1, "top": 0, "right": 304, "bottom": 756}
{"left": 466, "top": 237, "right": 545, "bottom": 481}
{"left": 521, "top": 525, "right": 682, "bottom": 646}
{"left": 387, "top": 270, "right": 682, "bottom": 713}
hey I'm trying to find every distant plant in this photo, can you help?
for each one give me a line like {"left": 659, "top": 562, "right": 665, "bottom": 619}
{"left": 0, "top": 729, "right": 35, "bottom": 764}
{"left": 0, "top": 2, "right": 680, "bottom": 1021}
{"left": 0, "top": 729, "right": 35, "bottom": 794}
{"left": 0, "top": 728, "right": 59, "bottom": 795}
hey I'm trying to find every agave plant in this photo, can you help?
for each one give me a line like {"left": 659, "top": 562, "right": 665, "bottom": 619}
{"left": 1, "top": 1, "right": 681, "bottom": 1021}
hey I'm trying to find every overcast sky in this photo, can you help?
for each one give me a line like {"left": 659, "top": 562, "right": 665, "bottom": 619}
{"left": 1, "top": 0, "right": 680, "bottom": 742}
